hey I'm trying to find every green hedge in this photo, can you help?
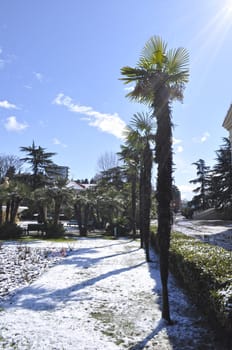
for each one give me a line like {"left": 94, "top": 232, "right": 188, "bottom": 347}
{"left": 0, "top": 223, "right": 23, "bottom": 240}
{"left": 151, "top": 229, "right": 232, "bottom": 338}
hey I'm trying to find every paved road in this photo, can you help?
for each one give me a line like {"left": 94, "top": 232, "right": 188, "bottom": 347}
{"left": 173, "top": 216, "right": 232, "bottom": 251}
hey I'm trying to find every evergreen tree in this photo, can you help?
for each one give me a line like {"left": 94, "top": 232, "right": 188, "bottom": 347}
{"left": 190, "top": 159, "right": 211, "bottom": 210}
{"left": 210, "top": 138, "right": 232, "bottom": 209}
{"left": 20, "top": 141, "right": 56, "bottom": 190}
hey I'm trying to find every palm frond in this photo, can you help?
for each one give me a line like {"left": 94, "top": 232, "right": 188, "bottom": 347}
{"left": 130, "top": 112, "right": 154, "bottom": 133}
{"left": 120, "top": 66, "right": 147, "bottom": 83}
{"left": 166, "top": 47, "right": 189, "bottom": 76}
{"left": 139, "top": 36, "right": 167, "bottom": 67}
{"left": 120, "top": 35, "right": 189, "bottom": 105}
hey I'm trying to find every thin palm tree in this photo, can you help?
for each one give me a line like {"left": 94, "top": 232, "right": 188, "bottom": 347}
{"left": 123, "top": 112, "right": 155, "bottom": 260}
{"left": 121, "top": 35, "right": 189, "bottom": 323}
{"left": 118, "top": 144, "right": 139, "bottom": 239}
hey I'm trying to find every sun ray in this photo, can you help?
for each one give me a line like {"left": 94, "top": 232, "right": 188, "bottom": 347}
{"left": 189, "top": 1, "right": 232, "bottom": 71}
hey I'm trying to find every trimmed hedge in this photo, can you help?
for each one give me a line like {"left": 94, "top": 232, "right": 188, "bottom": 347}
{"left": 44, "top": 223, "right": 65, "bottom": 238}
{"left": 151, "top": 229, "right": 232, "bottom": 339}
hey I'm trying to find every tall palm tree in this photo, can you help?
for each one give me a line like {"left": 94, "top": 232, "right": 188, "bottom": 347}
{"left": 123, "top": 112, "right": 155, "bottom": 260}
{"left": 121, "top": 36, "right": 189, "bottom": 323}
{"left": 118, "top": 144, "right": 139, "bottom": 239}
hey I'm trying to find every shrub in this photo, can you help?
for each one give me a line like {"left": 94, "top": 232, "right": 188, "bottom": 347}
{"left": 0, "top": 223, "right": 23, "bottom": 240}
{"left": 44, "top": 223, "right": 65, "bottom": 238}
{"left": 181, "top": 207, "right": 194, "bottom": 219}
{"left": 151, "top": 228, "right": 232, "bottom": 341}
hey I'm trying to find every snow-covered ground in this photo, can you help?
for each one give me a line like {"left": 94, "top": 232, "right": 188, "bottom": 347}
{"left": 0, "top": 237, "right": 225, "bottom": 349}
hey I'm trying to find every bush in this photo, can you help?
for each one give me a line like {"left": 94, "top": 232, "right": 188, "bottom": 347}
{"left": 0, "top": 223, "right": 23, "bottom": 240}
{"left": 151, "top": 229, "right": 232, "bottom": 341}
{"left": 181, "top": 207, "right": 194, "bottom": 219}
{"left": 44, "top": 223, "right": 65, "bottom": 238}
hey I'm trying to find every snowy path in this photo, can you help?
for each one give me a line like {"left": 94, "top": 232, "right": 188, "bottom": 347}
{"left": 0, "top": 238, "right": 223, "bottom": 349}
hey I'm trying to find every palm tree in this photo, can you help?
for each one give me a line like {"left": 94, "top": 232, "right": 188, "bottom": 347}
{"left": 123, "top": 112, "right": 155, "bottom": 261}
{"left": 121, "top": 36, "right": 189, "bottom": 323}
{"left": 118, "top": 144, "right": 139, "bottom": 239}
{"left": 47, "top": 178, "right": 74, "bottom": 225}
{"left": 33, "top": 187, "right": 53, "bottom": 223}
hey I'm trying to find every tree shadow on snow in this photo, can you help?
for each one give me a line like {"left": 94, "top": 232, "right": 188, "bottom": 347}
{"left": 3, "top": 240, "right": 145, "bottom": 312}
{"left": 61, "top": 246, "right": 141, "bottom": 269}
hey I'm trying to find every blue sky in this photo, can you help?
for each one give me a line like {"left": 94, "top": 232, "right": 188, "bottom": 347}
{"left": 1, "top": 0, "right": 232, "bottom": 200}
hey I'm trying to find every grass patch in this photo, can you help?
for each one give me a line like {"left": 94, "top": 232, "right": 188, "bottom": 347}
{"left": 1, "top": 235, "right": 77, "bottom": 244}
{"left": 90, "top": 311, "right": 112, "bottom": 323}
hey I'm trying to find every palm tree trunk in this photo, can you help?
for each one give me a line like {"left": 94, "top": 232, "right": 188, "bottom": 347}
{"left": 143, "top": 143, "right": 152, "bottom": 262}
{"left": 131, "top": 172, "right": 137, "bottom": 239}
{"left": 11, "top": 197, "right": 21, "bottom": 224}
{"left": 83, "top": 203, "right": 89, "bottom": 234}
{"left": 139, "top": 166, "right": 145, "bottom": 248}
{"left": 5, "top": 200, "right": 10, "bottom": 223}
{"left": 154, "top": 86, "right": 173, "bottom": 323}
{"left": 0, "top": 201, "right": 3, "bottom": 224}
{"left": 74, "top": 203, "right": 86, "bottom": 236}
{"left": 54, "top": 200, "right": 61, "bottom": 225}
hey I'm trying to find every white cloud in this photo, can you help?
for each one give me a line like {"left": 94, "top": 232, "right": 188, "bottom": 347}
{"left": 34, "top": 72, "right": 44, "bottom": 82}
{"left": 53, "top": 93, "right": 126, "bottom": 139}
{"left": 4, "top": 116, "right": 28, "bottom": 132}
{"left": 173, "top": 138, "right": 183, "bottom": 153}
{"left": 176, "top": 145, "right": 183, "bottom": 153}
{"left": 192, "top": 131, "right": 210, "bottom": 143}
{"left": 0, "top": 59, "right": 4, "bottom": 69}
{"left": 173, "top": 137, "right": 182, "bottom": 145}
{"left": 124, "top": 85, "right": 134, "bottom": 92}
{"left": 0, "top": 100, "right": 18, "bottom": 109}
{"left": 52, "top": 137, "right": 67, "bottom": 148}
{"left": 0, "top": 48, "right": 13, "bottom": 69}
{"left": 0, "top": 48, "right": 5, "bottom": 69}
{"left": 200, "top": 131, "right": 210, "bottom": 143}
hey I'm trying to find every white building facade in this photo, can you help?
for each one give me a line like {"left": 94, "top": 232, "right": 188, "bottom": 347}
{"left": 222, "top": 104, "right": 232, "bottom": 154}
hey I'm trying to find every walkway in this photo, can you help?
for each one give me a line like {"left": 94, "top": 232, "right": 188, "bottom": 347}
{"left": 0, "top": 238, "right": 224, "bottom": 349}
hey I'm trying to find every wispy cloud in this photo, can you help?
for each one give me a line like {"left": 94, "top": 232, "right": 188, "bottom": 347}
{"left": 124, "top": 85, "right": 134, "bottom": 93}
{"left": 34, "top": 72, "right": 44, "bottom": 82}
{"left": 193, "top": 131, "right": 210, "bottom": 143}
{"left": 173, "top": 137, "right": 183, "bottom": 153}
{"left": 173, "top": 137, "right": 182, "bottom": 145}
{"left": 0, "top": 100, "right": 19, "bottom": 109}
{"left": 0, "top": 48, "right": 5, "bottom": 69}
{"left": 53, "top": 93, "right": 126, "bottom": 139}
{"left": 200, "top": 131, "right": 210, "bottom": 142}
{"left": 4, "top": 116, "right": 28, "bottom": 132}
{"left": 0, "top": 48, "right": 14, "bottom": 69}
{"left": 52, "top": 137, "right": 67, "bottom": 148}
{"left": 24, "top": 84, "right": 32, "bottom": 89}
{"left": 176, "top": 145, "right": 183, "bottom": 153}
